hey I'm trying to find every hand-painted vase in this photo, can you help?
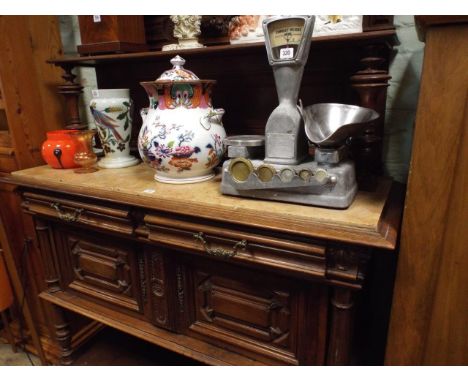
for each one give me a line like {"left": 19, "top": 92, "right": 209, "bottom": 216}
{"left": 90, "top": 89, "right": 139, "bottom": 169}
{"left": 138, "top": 55, "right": 226, "bottom": 183}
{"left": 41, "top": 129, "right": 80, "bottom": 169}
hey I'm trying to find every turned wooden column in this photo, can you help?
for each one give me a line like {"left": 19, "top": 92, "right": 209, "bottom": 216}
{"left": 350, "top": 44, "right": 391, "bottom": 188}
{"left": 51, "top": 304, "right": 73, "bottom": 365}
{"left": 327, "top": 287, "right": 356, "bottom": 365}
{"left": 325, "top": 246, "right": 370, "bottom": 365}
{"left": 56, "top": 64, "right": 87, "bottom": 131}
{"left": 34, "top": 217, "right": 73, "bottom": 364}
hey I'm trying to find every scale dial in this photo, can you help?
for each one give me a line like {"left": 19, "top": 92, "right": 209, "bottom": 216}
{"left": 267, "top": 18, "right": 305, "bottom": 60}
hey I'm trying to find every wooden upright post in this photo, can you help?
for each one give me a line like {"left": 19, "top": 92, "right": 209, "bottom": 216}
{"left": 0, "top": 215, "right": 47, "bottom": 365}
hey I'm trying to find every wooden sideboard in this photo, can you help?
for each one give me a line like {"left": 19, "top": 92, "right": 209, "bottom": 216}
{"left": 2, "top": 164, "right": 403, "bottom": 365}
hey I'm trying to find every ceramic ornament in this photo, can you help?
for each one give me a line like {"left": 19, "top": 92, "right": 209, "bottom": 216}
{"left": 89, "top": 89, "right": 139, "bottom": 169}
{"left": 162, "top": 16, "right": 205, "bottom": 51}
{"left": 138, "top": 55, "right": 226, "bottom": 183}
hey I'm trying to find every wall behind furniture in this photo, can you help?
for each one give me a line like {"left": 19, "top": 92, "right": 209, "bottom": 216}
{"left": 58, "top": 15, "right": 424, "bottom": 184}
{"left": 384, "top": 15, "right": 425, "bottom": 183}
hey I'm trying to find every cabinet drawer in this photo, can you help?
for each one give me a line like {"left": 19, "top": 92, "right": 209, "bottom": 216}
{"left": 22, "top": 192, "right": 134, "bottom": 235}
{"left": 179, "top": 259, "right": 328, "bottom": 365}
{"left": 53, "top": 228, "right": 144, "bottom": 314}
{"left": 144, "top": 213, "right": 326, "bottom": 280}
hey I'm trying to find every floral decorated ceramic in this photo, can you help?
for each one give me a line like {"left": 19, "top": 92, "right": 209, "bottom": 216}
{"left": 90, "top": 89, "right": 139, "bottom": 169}
{"left": 138, "top": 55, "right": 226, "bottom": 183}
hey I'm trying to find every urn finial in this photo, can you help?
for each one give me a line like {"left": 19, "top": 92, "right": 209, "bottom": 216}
{"left": 170, "top": 55, "right": 186, "bottom": 69}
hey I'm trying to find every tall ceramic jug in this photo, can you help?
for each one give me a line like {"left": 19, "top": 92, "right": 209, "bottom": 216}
{"left": 138, "top": 56, "right": 226, "bottom": 183}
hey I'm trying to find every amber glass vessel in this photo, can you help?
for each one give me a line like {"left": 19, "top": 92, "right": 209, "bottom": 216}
{"left": 72, "top": 130, "right": 98, "bottom": 173}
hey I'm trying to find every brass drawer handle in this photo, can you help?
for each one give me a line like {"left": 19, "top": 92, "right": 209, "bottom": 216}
{"left": 193, "top": 232, "right": 247, "bottom": 259}
{"left": 51, "top": 203, "right": 83, "bottom": 223}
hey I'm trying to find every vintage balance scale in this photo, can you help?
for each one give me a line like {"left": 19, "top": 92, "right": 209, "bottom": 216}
{"left": 221, "top": 15, "right": 379, "bottom": 209}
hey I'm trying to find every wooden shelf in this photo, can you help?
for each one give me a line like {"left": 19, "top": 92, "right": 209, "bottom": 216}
{"left": 40, "top": 290, "right": 265, "bottom": 366}
{"left": 48, "top": 29, "right": 397, "bottom": 67}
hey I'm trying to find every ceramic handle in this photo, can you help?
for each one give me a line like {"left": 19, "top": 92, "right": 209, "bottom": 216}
{"left": 140, "top": 107, "right": 149, "bottom": 122}
{"left": 193, "top": 232, "right": 247, "bottom": 259}
{"left": 210, "top": 108, "right": 225, "bottom": 122}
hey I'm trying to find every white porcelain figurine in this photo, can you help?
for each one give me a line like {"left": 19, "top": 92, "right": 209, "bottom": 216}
{"left": 162, "top": 15, "right": 205, "bottom": 51}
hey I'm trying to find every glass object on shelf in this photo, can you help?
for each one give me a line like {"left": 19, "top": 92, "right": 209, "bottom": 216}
{"left": 72, "top": 130, "right": 98, "bottom": 173}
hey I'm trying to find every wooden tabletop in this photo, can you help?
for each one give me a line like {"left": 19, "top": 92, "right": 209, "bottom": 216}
{"left": 6, "top": 164, "right": 403, "bottom": 250}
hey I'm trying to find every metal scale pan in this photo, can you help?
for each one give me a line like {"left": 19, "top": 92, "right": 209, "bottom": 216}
{"left": 302, "top": 103, "right": 379, "bottom": 147}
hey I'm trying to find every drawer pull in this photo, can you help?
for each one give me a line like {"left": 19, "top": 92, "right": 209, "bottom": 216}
{"left": 51, "top": 203, "right": 83, "bottom": 223}
{"left": 193, "top": 232, "right": 247, "bottom": 259}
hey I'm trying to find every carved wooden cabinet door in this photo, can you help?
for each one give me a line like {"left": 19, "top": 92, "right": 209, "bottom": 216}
{"left": 52, "top": 226, "right": 145, "bottom": 316}
{"left": 177, "top": 256, "right": 329, "bottom": 365}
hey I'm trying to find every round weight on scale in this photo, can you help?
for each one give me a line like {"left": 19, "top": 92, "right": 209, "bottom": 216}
{"left": 279, "top": 168, "right": 295, "bottom": 183}
{"left": 299, "top": 169, "right": 313, "bottom": 182}
{"left": 256, "top": 164, "right": 276, "bottom": 182}
{"left": 229, "top": 158, "right": 254, "bottom": 183}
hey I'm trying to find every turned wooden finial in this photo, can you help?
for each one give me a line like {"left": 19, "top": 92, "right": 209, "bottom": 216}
{"left": 350, "top": 44, "right": 392, "bottom": 185}
{"left": 57, "top": 64, "right": 87, "bottom": 130}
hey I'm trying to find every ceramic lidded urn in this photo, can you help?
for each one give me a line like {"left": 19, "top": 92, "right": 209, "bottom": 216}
{"left": 138, "top": 55, "right": 226, "bottom": 183}
{"left": 90, "top": 89, "right": 139, "bottom": 169}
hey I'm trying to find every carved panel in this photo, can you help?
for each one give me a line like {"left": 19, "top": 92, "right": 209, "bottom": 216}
{"left": 63, "top": 234, "right": 142, "bottom": 312}
{"left": 34, "top": 219, "right": 61, "bottom": 292}
{"left": 189, "top": 268, "right": 301, "bottom": 364}
{"left": 69, "top": 237, "right": 132, "bottom": 294}
{"left": 137, "top": 254, "right": 147, "bottom": 303}
{"left": 176, "top": 265, "right": 185, "bottom": 313}
{"left": 149, "top": 252, "right": 167, "bottom": 327}
{"left": 143, "top": 249, "right": 177, "bottom": 331}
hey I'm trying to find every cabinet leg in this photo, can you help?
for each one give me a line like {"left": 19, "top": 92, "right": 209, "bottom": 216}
{"left": 52, "top": 305, "right": 73, "bottom": 365}
{"left": 1, "top": 310, "right": 17, "bottom": 353}
{"left": 326, "top": 287, "right": 355, "bottom": 365}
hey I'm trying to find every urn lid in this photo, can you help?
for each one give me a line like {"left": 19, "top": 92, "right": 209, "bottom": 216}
{"left": 143, "top": 55, "right": 215, "bottom": 85}
{"left": 156, "top": 56, "right": 199, "bottom": 81}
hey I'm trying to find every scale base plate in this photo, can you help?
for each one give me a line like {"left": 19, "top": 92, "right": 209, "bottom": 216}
{"left": 221, "top": 159, "right": 358, "bottom": 209}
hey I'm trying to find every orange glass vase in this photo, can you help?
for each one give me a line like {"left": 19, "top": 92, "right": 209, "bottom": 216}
{"left": 41, "top": 129, "right": 80, "bottom": 169}
{"left": 0, "top": 255, "right": 13, "bottom": 311}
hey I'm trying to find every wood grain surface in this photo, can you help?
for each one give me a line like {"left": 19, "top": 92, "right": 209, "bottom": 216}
{"left": 385, "top": 20, "right": 468, "bottom": 365}
{"left": 9, "top": 164, "right": 397, "bottom": 249}
{"left": 0, "top": 16, "right": 65, "bottom": 170}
